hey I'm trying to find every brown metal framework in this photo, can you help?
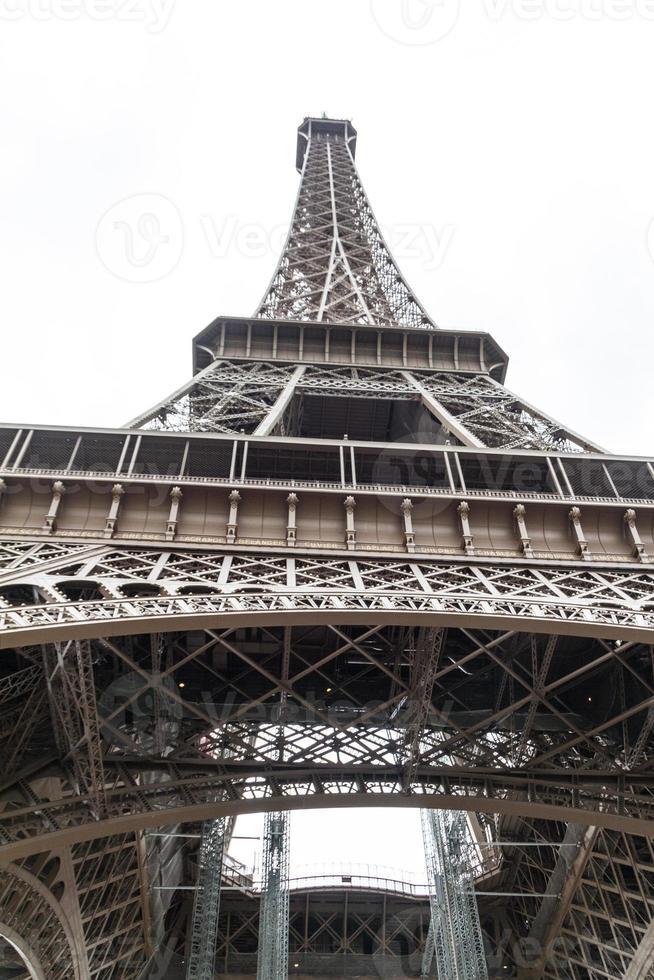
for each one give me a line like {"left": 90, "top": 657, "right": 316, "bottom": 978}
{"left": 0, "top": 115, "right": 652, "bottom": 979}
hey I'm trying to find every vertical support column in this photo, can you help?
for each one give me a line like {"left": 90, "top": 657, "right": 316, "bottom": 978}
{"left": 43, "top": 480, "right": 66, "bottom": 534}
{"left": 421, "top": 918, "right": 435, "bottom": 979}
{"left": 624, "top": 509, "right": 648, "bottom": 562}
{"left": 421, "top": 808, "right": 488, "bottom": 980}
{"left": 226, "top": 490, "right": 242, "bottom": 544}
{"left": 43, "top": 639, "right": 106, "bottom": 817}
{"left": 257, "top": 810, "right": 291, "bottom": 980}
{"left": 401, "top": 498, "right": 416, "bottom": 553}
{"left": 166, "top": 486, "right": 183, "bottom": 541}
{"left": 513, "top": 504, "right": 534, "bottom": 558}
{"left": 344, "top": 495, "right": 357, "bottom": 551}
{"left": 104, "top": 482, "right": 125, "bottom": 538}
{"left": 457, "top": 501, "right": 474, "bottom": 555}
{"left": 402, "top": 629, "right": 445, "bottom": 791}
{"left": 257, "top": 627, "right": 291, "bottom": 979}
{"left": 286, "top": 493, "right": 299, "bottom": 547}
{"left": 186, "top": 817, "right": 227, "bottom": 980}
{"left": 569, "top": 506, "right": 592, "bottom": 560}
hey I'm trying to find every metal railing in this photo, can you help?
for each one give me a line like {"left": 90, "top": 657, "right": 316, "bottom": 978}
{"left": 286, "top": 861, "right": 430, "bottom": 897}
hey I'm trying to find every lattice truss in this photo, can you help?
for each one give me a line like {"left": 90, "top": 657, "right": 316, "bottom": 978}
{"left": 412, "top": 371, "right": 596, "bottom": 453}
{"left": 132, "top": 360, "right": 593, "bottom": 453}
{"left": 213, "top": 888, "right": 433, "bottom": 973}
{"left": 5, "top": 624, "right": 654, "bottom": 974}
{"left": 0, "top": 837, "right": 148, "bottom": 980}
{"left": 256, "top": 127, "right": 434, "bottom": 328}
{"left": 186, "top": 817, "right": 226, "bottom": 980}
{"left": 134, "top": 363, "right": 413, "bottom": 432}
{"left": 541, "top": 829, "right": 654, "bottom": 979}
{"left": 2, "top": 613, "right": 654, "bottom": 841}
{"left": 133, "top": 361, "right": 303, "bottom": 435}
{"left": 492, "top": 816, "right": 654, "bottom": 980}
{"left": 3, "top": 555, "right": 654, "bottom": 975}
{"left": 2, "top": 543, "right": 654, "bottom": 638}
{"left": 256, "top": 811, "right": 290, "bottom": 980}
{"left": 421, "top": 808, "right": 488, "bottom": 979}
{"left": 0, "top": 863, "right": 76, "bottom": 980}
{"left": 70, "top": 834, "right": 148, "bottom": 979}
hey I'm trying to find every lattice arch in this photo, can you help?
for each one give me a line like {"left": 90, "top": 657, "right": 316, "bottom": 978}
{"left": 0, "top": 864, "right": 79, "bottom": 980}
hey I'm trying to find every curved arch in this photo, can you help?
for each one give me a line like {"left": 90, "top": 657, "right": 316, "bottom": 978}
{"left": 176, "top": 584, "right": 221, "bottom": 596}
{"left": 119, "top": 582, "right": 164, "bottom": 599}
{"left": 2, "top": 589, "right": 654, "bottom": 648}
{"left": 55, "top": 579, "right": 105, "bottom": 602}
{"left": 0, "top": 927, "right": 45, "bottom": 980}
{"left": 1, "top": 792, "right": 653, "bottom": 865}
{"left": 0, "top": 864, "right": 79, "bottom": 980}
{"left": 0, "top": 583, "right": 48, "bottom": 608}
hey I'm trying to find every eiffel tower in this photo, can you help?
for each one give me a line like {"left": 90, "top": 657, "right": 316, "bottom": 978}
{"left": 1, "top": 115, "right": 654, "bottom": 980}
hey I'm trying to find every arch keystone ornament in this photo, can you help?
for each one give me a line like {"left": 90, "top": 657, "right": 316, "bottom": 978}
{"left": 1, "top": 116, "right": 653, "bottom": 978}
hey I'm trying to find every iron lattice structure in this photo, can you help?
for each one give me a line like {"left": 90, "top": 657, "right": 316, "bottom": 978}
{"left": 256, "top": 117, "right": 435, "bottom": 328}
{"left": 256, "top": 811, "right": 290, "bottom": 980}
{"left": 185, "top": 817, "right": 226, "bottom": 980}
{"left": 0, "top": 116, "right": 653, "bottom": 979}
{"left": 420, "top": 808, "right": 488, "bottom": 979}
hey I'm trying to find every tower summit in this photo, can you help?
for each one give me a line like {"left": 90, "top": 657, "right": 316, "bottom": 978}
{"left": 295, "top": 116, "right": 358, "bottom": 170}
{"left": 259, "top": 114, "right": 435, "bottom": 328}
{"left": 0, "top": 117, "right": 653, "bottom": 980}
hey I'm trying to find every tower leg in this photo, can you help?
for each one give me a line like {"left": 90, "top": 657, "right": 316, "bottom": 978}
{"left": 186, "top": 817, "right": 226, "bottom": 980}
{"left": 421, "top": 917, "right": 435, "bottom": 979}
{"left": 256, "top": 810, "right": 290, "bottom": 980}
{"left": 421, "top": 809, "right": 489, "bottom": 980}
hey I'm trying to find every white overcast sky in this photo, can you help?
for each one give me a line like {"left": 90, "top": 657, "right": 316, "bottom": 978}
{"left": 2, "top": 0, "right": 654, "bottom": 872}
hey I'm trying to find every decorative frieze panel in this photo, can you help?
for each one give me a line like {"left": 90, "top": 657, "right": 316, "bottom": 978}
{"left": 1, "top": 479, "right": 652, "bottom": 566}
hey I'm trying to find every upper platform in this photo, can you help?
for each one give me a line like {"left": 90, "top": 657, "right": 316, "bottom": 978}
{"left": 296, "top": 116, "right": 358, "bottom": 171}
{"left": 192, "top": 315, "right": 510, "bottom": 381}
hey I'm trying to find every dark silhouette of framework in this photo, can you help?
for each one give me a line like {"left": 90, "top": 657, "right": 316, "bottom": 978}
{"left": 1, "top": 116, "right": 654, "bottom": 979}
